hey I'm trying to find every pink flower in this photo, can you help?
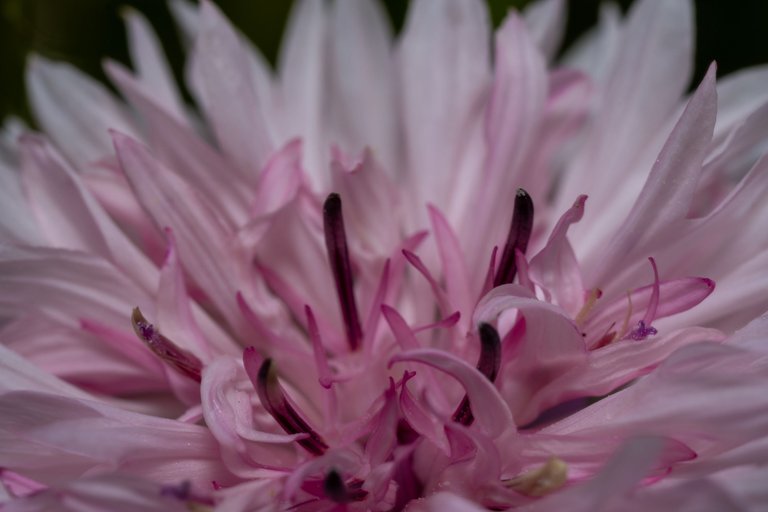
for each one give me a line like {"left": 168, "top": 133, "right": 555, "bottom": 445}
{"left": 2, "top": 0, "right": 768, "bottom": 510}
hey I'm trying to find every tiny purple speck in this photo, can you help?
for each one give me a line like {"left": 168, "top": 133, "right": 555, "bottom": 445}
{"left": 138, "top": 322, "right": 155, "bottom": 340}
{"left": 629, "top": 320, "right": 658, "bottom": 341}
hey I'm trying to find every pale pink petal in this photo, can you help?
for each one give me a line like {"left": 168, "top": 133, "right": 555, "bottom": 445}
{"left": 389, "top": 349, "right": 515, "bottom": 438}
{"left": 428, "top": 204, "right": 472, "bottom": 322}
{"left": 113, "top": 132, "right": 245, "bottom": 330}
{"left": 194, "top": 0, "right": 273, "bottom": 178}
{"left": 460, "top": 13, "right": 548, "bottom": 287}
{"left": 712, "top": 65, "right": 768, "bottom": 136}
{"left": 584, "top": 276, "right": 715, "bottom": 345}
{"left": 168, "top": 0, "right": 197, "bottom": 48}
{"left": 122, "top": 8, "right": 185, "bottom": 122}
{"left": 544, "top": 340, "right": 768, "bottom": 457}
{"left": 25, "top": 56, "right": 139, "bottom": 170}
{"left": 19, "top": 134, "right": 158, "bottom": 293}
{"left": 561, "top": 2, "right": 621, "bottom": 83}
{"left": 0, "top": 344, "right": 90, "bottom": 398}
{"left": 105, "top": 61, "right": 250, "bottom": 226}
{"left": 2, "top": 314, "right": 167, "bottom": 395}
{"left": 0, "top": 391, "right": 235, "bottom": 493}
{"left": 523, "top": 0, "right": 566, "bottom": 61}
{"left": 328, "top": 0, "right": 399, "bottom": 175}
{"left": 252, "top": 139, "right": 304, "bottom": 218}
{"left": 529, "top": 195, "right": 587, "bottom": 316}
{"left": 701, "top": 100, "right": 768, "bottom": 188}
{"left": 277, "top": 0, "right": 331, "bottom": 188}
{"left": 526, "top": 326, "right": 724, "bottom": 422}
{"left": 399, "top": 373, "right": 450, "bottom": 455}
{"left": 156, "top": 229, "right": 213, "bottom": 360}
{"left": 1, "top": 474, "right": 191, "bottom": 512}
{"left": 562, "top": 0, "right": 695, "bottom": 257}
{"left": 406, "top": 491, "right": 487, "bottom": 512}
{"left": 517, "top": 437, "right": 667, "bottom": 512}
{"left": 200, "top": 357, "right": 303, "bottom": 478}
{"left": 0, "top": 245, "right": 153, "bottom": 334}
{"left": 330, "top": 149, "right": 401, "bottom": 258}
{"left": 398, "top": 0, "right": 490, "bottom": 221}
{"left": 475, "top": 285, "right": 587, "bottom": 423}
{"left": 588, "top": 64, "right": 717, "bottom": 287}
{"left": 365, "top": 382, "right": 398, "bottom": 466}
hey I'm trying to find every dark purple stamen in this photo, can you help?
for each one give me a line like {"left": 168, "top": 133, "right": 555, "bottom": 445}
{"left": 323, "top": 470, "right": 368, "bottom": 503}
{"left": 494, "top": 189, "right": 534, "bottom": 287}
{"left": 253, "top": 357, "right": 328, "bottom": 456}
{"left": 323, "top": 193, "right": 363, "bottom": 351}
{"left": 628, "top": 320, "right": 658, "bottom": 341}
{"left": 452, "top": 323, "right": 502, "bottom": 426}
{"left": 131, "top": 307, "right": 203, "bottom": 382}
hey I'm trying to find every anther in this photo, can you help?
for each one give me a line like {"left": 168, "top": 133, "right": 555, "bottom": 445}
{"left": 244, "top": 352, "right": 329, "bottom": 456}
{"left": 494, "top": 189, "right": 534, "bottom": 287}
{"left": 131, "top": 307, "right": 203, "bottom": 382}
{"left": 323, "top": 193, "right": 363, "bottom": 351}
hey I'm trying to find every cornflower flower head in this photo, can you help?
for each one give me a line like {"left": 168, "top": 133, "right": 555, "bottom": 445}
{"left": 2, "top": 0, "right": 768, "bottom": 510}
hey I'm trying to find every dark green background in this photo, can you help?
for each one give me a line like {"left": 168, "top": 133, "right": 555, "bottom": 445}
{"left": 1, "top": 0, "right": 767, "bottom": 123}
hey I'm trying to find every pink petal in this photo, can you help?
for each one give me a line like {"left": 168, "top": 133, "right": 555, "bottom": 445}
{"left": 122, "top": 8, "right": 185, "bottom": 122}
{"left": 1, "top": 474, "right": 191, "bottom": 512}
{"left": 20, "top": 134, "right": 158, "bottom": 294}
{"left": 523, "top": 0, "right": 566, "bottom": 61}
{"left": 398, "top": 0, "right": 490, "bottom": 219}
{"left": 200, "top": 357, "right": 303, "bottom": 478}
{"left": 277, "top": 0, "right": 331, "bottom": 189}
{"left": 529, "top": 195, "right": 587, "bottom": 316}
{"left": 590, "top": 64, "right": 718, "bottom": 286}
{"left": 389, "top": 349, "right": 515, "bottom": 438}
{"left": 252, "top": 139, "right": 304, "bottom": 218}
{"left": 0, "top": 391, "right": 235, "bottom": 493}
{"left": 328, "top": 0, "right": 398, "bottom": 174}
{"left": 465, "top": 13, "right": 547, "bottom": 276}
{"left": 428, "top": 204, "right": 473, "bottom": 324}
{"left": 330, "top": 148, "right": 401, "bottom": 258}
{"left": 113, "top": 132, "right": 244, "bottom": 330}
{"left": 25, "top": 55, "right": 140, "bottom": 169}
{"left": 194, "top": 0, "right": 273, "bottom": 178}
{"left": 105, "top": 61, "right": 250, "bottom": 226}
{"left": 583, "top": 276, "right": 715, "bottom": 347}
{"left": 559, "top": 0, "right": 695, "bottom": 253}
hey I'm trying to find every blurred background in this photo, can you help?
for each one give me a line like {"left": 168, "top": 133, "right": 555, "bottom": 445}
{"left": 1, "top": 0, "right": 767, "bottom": 123}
